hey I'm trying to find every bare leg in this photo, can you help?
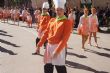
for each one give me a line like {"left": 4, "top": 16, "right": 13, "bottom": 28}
{"left": 30, "top": 23, "right": 32, "bottom": 28}
{"left": 7, "top": 17, "right": 8, "bottom": 23}
{"left": 85, "top": 35, "right": 88, "bottom": 44}
{"left": 93, "top": 32, "right": 98, "bottom": 47}
{"left": 82, "top": 35, "right": 85, "bottom": 49}
{"left": 14, "top": 18, "right": 15, "bottom": 25}
{"left": 3, "top": 18, "right": 5, "bottom": 23}
{"left": 17, "top": 18, "right": 19, "bottom": 26}
{"left": 88, "top": 32, "right": 92, "bottom": 46}
{"left": 82, "top": 35, "right": 88, "bottom": 49}
{"left": 22, "top": 17, "right": 24, "bottom": 22}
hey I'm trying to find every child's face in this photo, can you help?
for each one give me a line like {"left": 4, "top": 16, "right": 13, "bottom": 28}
{"left": 42, "top": 8, "right": 48, "bottom": 13}
{"left": 91, "top": 9, "right": 96, "bottom": 14}
{"left": 84, "top": 9, "right": 88, "bottom": 15}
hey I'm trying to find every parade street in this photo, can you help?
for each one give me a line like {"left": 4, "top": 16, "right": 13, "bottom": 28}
{"left": 0, "top": 21, "right": 110, "bottom": 73}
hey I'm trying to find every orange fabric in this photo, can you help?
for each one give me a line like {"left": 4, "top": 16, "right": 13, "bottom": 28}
{"left": 38, "top": 15, "right": 51, "bottom": 32}
{"left": 37, "top": 18, "right": 72, "bottom": 54}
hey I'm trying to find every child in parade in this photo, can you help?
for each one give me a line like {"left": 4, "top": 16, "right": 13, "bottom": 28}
{"left": 2, "top": 7, "right": 8, "bottom": 23}
{"left": 0, "top": 8, "right": 3, "bottom": 20}
{"left": 88, "top": 7, "right": 99, "bottom": 47}
{"left": 13, "top": 7, "right": 20, "bottom": 25}
{"left": 26, "top": 12, "right": 32, "bottom": 28}
{"left": 35, "top": 0, "right": 72, "bottom": 73}
{"left": 34, "top": 9, "right": 40, "bottom": 23}
{"left": 78, "top": 7, "right": 90, "bottom": 49}
{"left": 34, "top": 9, "right": 41, "bottom": 28}
{"left": 10, "top": 7, "right": 14, "bottom": 20}
{"left": 36, "top": 10, "right": 41, "bottom": 24}
{"left": 32, "top": 2, "right": 51, "bottom": 55}
{"left": 21, "top": 8, "right": 28, "bottom": 23}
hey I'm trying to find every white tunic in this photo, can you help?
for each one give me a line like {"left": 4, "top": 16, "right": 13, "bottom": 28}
{"left": 44, "top": 43, "right": 66, "bottom": 65}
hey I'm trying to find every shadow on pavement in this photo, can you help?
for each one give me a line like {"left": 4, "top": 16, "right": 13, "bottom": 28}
{"left": 32, "top": 53, "right": 44, "bottom": 56}
{"left": 0, "top": 30, "right": 7, "bottom": 33}
{"left": 7, "top": 22, "right": 19, "bottom": 26}
{"left": 67, "top": 52, "right": 87, "bottom": 58}
{"left": 66, "top": 60, "right": 108, "bottom": 73}
{"left": 97, "top": 47, "right": 110, "bottom": 52}
{"left": 0, "top": 46, "right": 17, "bottom": 55}
{"left": 20, "top": 25, "right": 34, "bottom": 28}
{"left": 66, "top": 47, "right": 73, "bottom": 49}
{"left": 99, "top": 31, "right": 110, "bottom": 34}
{"left": 99, "top": 28, "right": 110, "bottom": 34}
{"left": 39, "top": 54, "right": 44, "bottom": 57}
{"left": 0, "top": 29, "right": 13, "bottom": 37}
{"left": 0, "top": 33, "right": 13, "bottom": 37}
{"left": 0, "top": 39, "right": 20, "bottom": 47}
{"left": 20, "top": 26, "right": 30, "bottom": 28}
{"left": 85, "top": 49, "right": 110, "bottom": 58}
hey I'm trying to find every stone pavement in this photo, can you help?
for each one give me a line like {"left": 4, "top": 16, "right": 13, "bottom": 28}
{"left": 0, "top": 20, "right": 110, "bottom": 73}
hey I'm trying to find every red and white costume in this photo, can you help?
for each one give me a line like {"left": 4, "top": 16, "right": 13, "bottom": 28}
{"left": 89, "top": 14, "right": 99, "bottom": 32}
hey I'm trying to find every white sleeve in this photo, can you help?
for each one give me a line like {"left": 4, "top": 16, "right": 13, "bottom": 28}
{"left": 68, "top": 13, "right": 75, "bottom": 21}
{"left": 89, "top": 15, "right": 92, "bottom": 26}
{"left": 34, "top": 11, "right": 36, "bottom": 15}
{"left": 73, "top": 14, "right": 76, "bottom": 20}
{"left": 96, "top": 15, "right": 99, "bottom": 25}
{"left": 22, "top": 10, "right": 24, "bottom": 15}
{"left": 68, "top": 14, "right": 71, "bottom": 19}
{"left": 79, "top": 16, "right": 83, "bottom": 26}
